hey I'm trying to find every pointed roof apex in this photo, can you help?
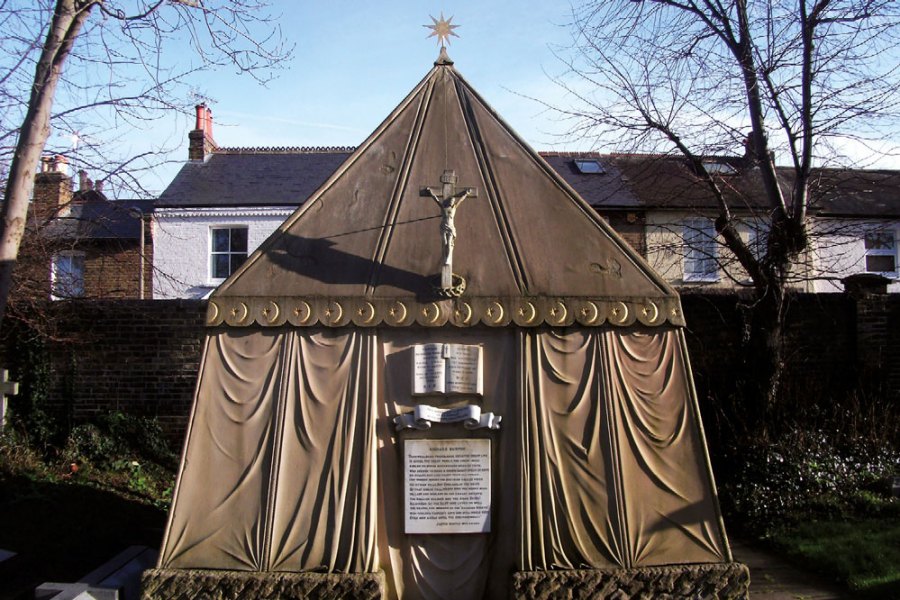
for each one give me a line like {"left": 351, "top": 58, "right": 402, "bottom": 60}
{"left": 435, "top": 46, "right": 454, "bottom": 66}
{"left": 210, "top": 57, "right": 683, "bottom": 329}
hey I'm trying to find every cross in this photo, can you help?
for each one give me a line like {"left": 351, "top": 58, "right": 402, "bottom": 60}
{"left": 420, "top": 170, "right": 477, "bottom": 290}
{"left": 0, "top": 369, "right": 19, "bottom": 431}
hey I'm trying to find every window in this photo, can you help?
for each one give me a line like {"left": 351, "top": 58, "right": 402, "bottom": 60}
{"left": 683, "top": 218, "right": 718, "bottom": 282}
{"left": 574, "top": 159, "right": 605, "bottom": 174}
{"left": 702, "top": 161, "right": 737, "bottom": 175}
{"left": 210, "top": 226, "right": 248, "bottom": 280}
{"left": 51, "top": 252, "right": 85, "bottom": 299}
{"left": 864, "top": 230, "right": 897, "bottom": 275}
{"left": 747, "top": 223, "right": 769, "bottom": 261}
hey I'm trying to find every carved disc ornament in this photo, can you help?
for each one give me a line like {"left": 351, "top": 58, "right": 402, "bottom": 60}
{"left": 205, "top": 297, "right": 684, "bottom": 328}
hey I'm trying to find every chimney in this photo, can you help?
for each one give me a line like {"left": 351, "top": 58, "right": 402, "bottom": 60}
{"left": 33, "top": 154, "right": 73, "bottom": 224}
{"left": 188, "top": 103, "right": 217, "bottom": 161}
{"left": 743, "top": 132, "right": 777, "bottom": 166}
{"left": 78, "top": 169, "right": 91, "bottom": 192}
{"left": 40, "top": 154, "right": 69, "bottom": 175}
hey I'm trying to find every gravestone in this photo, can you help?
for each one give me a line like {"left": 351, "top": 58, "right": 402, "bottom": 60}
{"left": 0, "top": 369, "right": 19, "bottom": 430}
{"left": 143, "top": 36, "right": 749, "bottom": 600}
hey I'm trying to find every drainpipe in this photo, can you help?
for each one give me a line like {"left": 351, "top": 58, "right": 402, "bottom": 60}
{"left": 129, "top": 207, "right": 146, "bottom": 299}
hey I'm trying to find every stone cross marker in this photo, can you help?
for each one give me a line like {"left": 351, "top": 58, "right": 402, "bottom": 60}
{"left": 0, "top": 369, "right": 19, "bottom": 431}
{"left": 420, "top": 169, "right": 477, "bottom": 290}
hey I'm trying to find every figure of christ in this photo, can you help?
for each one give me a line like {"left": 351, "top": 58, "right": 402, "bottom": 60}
{"left": 420, "top": 170, "right": 477, "bottom": 290}
{"left": 425, "top": 186, "right": 473, "bottom": 267}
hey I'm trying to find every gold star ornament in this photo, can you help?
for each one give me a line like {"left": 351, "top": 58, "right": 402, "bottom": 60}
{"left": 424, "top": 13, "right": 460, "bottom": 47}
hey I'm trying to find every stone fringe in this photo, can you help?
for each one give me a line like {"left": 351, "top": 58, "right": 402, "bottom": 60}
{"left": 141, "top": 562, "right": 748, "bottom": 599}
{"left": 141, "top": 568, "right": 384, "bottom": 600}
{"left": 511, "top": 562, "right": 750, "bottom": 600}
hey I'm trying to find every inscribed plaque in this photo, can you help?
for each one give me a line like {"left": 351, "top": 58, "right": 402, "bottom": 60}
{"left": 404, "top": 438, "right": 491, "bottom": 534}
{"left": 412, "top": 343, "right": 483, "bottom": 396}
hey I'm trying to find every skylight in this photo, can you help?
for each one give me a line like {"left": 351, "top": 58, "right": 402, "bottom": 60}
{"left": 703, "top": 161, "right": 737, "bottom": 175}
{"left": 574, "top": 159, "right": 605, "bottom": 174}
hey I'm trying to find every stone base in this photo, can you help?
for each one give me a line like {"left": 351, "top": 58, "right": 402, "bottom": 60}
{"left": 141, "top": 568, "right": 384, "bottom": 600}
{"left": 511, "top": 562, "right": 750, "bottom": 599}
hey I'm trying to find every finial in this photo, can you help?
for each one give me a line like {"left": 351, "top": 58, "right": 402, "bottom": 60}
{"left": 424, "top": 13, "right": 460, "bottom": 48}
{"left": 435, "top": 46, "right": 454, "bottom": 66}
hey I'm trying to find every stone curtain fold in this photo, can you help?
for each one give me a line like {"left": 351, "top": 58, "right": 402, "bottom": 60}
{"left": 159, "top": 327, "right": 727, "bottom": 598}
{"left": 159, "top": 329, "right": 378, "bottom": 572}
{"left": 160, "top": 331, "right": 285, "bottom": 570}
{"left": 268, "top": 330, "right": 378, "bottom": 572}
{"left": 520, "top": 329, "right": 727, "bottom": 571}
{"left": 601, "top": 329, "right": 727, "bottom": 566}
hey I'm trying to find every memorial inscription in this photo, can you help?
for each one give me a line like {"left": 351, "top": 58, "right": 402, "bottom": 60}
{"left": 404, "top": 438, "right": 491, "bottom": 534}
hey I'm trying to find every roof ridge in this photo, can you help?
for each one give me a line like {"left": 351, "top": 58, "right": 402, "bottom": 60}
{"left": 215, "top": 145, "right": 356, "bottom": 155}
{"left": 538, "top": 151, "right": 608, "bottom": 158}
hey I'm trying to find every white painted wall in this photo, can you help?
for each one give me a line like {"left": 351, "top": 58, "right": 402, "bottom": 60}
{"left": 809, "top": 219, "right": 900, "bottom": 293}
{"left": 151, "top": 208, "right": 900, "bottom": 298}
{"left": 645, "top": 211, "right": 818, "bottom": 292}
{"left": 152, "top": 207, "right": 294, "bottom": 299}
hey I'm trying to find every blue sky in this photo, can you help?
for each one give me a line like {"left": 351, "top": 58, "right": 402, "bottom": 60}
{"left": 43, "top": 1, "right": 899, "bottom": 196}
{"left": 114, "top": 1, "right": 586, "bottom": 195}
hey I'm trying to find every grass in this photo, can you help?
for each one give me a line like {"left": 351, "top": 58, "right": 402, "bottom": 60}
{"left": 769, "top": 517, "right": 900, "bottom": 598}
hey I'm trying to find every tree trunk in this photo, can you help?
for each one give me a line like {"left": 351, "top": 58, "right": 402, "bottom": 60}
{"left": 741, "top": 276, "right": 788, "bottom": 434}
{"left": 0, "top": 0, "right": 95, "bottom": 333}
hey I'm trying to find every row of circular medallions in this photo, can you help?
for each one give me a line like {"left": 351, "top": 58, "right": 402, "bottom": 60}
{"left": 206, "top": 297, "right": 685, "bottom": 328}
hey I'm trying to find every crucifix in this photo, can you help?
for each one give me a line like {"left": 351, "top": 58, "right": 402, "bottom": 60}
{"left": 0, "top": 369, "right": 19, "bottom": 431}
{"left": 421, "top": 170, "right": 477, "bottom": 291}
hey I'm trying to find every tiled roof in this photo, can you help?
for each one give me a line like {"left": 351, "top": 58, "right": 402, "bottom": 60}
{"left": 539, "top": 153, "right": 639, "bottom": 208}
{"left": 156, "top": 147, "right": 900, "bottom": 218}
{"left": 808, "top": 168, "right": 900, "bottom": 218}
{"left": 41, "top": 199, "right": 153, "bottom": 240}
{"left": 156, "top": 151, "right": 352, "bottom": 207}
{"left": 606, "top": 154, "right": 776, "bottom": 212}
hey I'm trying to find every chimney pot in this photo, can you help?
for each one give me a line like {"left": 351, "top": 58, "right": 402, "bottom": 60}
{"left": 95, "top": 180, "right": 104, "bottom": 193}
{"left": 78, "top": 169, "right": 88, "bottom": 191}
{"left": 54, "top": 155, "right": 69, "bottom": 176}
{"left": 195, "top": 104, "right": 206, "bottom": 131}
{"left": 189, "top": 103, "right": 217, "bottom": 161}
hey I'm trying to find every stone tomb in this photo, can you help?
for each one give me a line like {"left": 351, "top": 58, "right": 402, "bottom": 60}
{"left": 0, "top": 368, "right": 19, "bottom": 430}
{"left": 143, "top": 48, "right": 748, "bottom": 599}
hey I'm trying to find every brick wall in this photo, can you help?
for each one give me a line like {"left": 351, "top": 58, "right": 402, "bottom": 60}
{"left": 5, "top": 300, "right": 208, "bottom": 443}
{"left": 23, "top": 168, "right": 153, "bottom": 302}
{"left": 81, "top": 238, "right": 152, "bottom": 299}
{"left": 3, "top": 293, "right": 897, "bottom": 445}
{"left": 680, "top": 293, "right": 860, "bottom": 415}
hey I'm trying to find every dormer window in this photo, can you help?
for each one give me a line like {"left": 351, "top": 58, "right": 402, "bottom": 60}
{"left": 574, "top": 159, "right": 605, "bottom": 174}
{"left": 703, "top": 161, "right": 737, "bottom": 175}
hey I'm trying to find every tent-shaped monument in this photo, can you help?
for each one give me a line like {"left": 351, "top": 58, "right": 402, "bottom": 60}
{"left": 143, "top": 49, "right": 749, "bottom": 600}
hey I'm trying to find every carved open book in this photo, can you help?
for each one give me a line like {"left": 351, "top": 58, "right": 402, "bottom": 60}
{"left": 412, "top": 343, "right": 483, "bottom": 396}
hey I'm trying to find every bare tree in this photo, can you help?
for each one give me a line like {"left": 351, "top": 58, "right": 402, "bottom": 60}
{"left": 559, "top": 0, "right": 900, "bottom": 415}
{"left": 0, "top": 0, "right": 291, "bottom": 331}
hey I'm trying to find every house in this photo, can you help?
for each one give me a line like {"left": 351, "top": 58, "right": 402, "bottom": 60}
{"left": 806, "top": 168, "right": 900, "bottom": 292}
{"left": 606, "top": 154, "right": 900, "bottom": 293}
{"left": 152, "top": 106, "right": 351, "bottom": 298}
{"left": 16, "top": 156, "right": 153, "bottom": 304}
{"left": 151, "top": 106, "right": 900, "bottom": 298}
